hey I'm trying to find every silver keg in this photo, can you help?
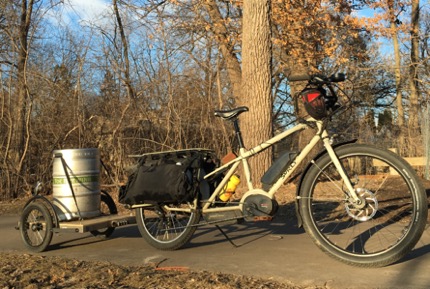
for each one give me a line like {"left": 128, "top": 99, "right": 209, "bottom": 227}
{"left": 52, "top": 148, "right": 101, "bottom": 220}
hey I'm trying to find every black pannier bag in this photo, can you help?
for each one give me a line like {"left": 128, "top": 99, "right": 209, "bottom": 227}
{"left": 119, "top": 150, "right": 217, "bottom": 205}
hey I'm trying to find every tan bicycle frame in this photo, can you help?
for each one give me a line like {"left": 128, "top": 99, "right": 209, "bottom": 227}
{"left": 132, "top": 118, "right": 360, "bottom": 214}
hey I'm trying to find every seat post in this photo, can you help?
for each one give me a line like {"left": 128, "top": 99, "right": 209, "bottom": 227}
{"left": 232, "top": 118, "right": 245, "bottom": 149}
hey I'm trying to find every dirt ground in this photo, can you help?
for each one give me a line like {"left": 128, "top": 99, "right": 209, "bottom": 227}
{"left": 0, "top": 252, "right": 312, "bottom": 289}
{"left": 0, "top": 197, "right": 319, "bottom": 289}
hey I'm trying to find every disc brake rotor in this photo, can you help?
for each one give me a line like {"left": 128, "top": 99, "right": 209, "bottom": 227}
{"left": 345, "top": 188, "right": 378, "bottom": 222}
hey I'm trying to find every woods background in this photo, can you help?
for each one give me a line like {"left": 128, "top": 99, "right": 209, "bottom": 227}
{"left": 1, "top": 0, "right": 429, "bottom": 200}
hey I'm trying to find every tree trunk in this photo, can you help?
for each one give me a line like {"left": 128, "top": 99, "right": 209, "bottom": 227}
{"left": 113, "top": 0, "right": 135, "bottom": 100}
{"left": 408, "top": 0, "right": 420, "bottom": 140}
{"left": 203, "top": 0, "right": 242, "bottom": 100}
{"left": 240, "top": 0, "right": 272, "bottom": 188}
{"left": 387, "top": 0, "right": 405, "bottom": 154}
{"left": 392, "top": 23, "right": 404, "bottom": 128}
{"left": 11, "top": 0, "right": 34, "bottom": 198}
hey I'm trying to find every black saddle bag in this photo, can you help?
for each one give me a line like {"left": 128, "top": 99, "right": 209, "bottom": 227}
{"left": 119, "top": 150, "right": 216, "bottom": 205}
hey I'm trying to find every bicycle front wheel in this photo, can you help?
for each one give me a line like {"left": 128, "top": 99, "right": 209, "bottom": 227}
{"left": 136, "top": 204, "right": 200, "bottom": 250}
{"left": 299, "top": 144, "right": 427, "bottom": 267}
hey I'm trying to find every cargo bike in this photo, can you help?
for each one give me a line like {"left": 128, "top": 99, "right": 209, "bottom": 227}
{"left": 118, "top": 73, "right": 428, "bottom": 268}
{"left": 18, "top": 148, "right": 135, "bottom": 253}
{"left": 19, "top": 73, "right": 428, "bottom": 268}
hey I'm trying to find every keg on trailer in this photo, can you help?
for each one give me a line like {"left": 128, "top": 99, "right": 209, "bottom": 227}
{"left": 52, "top": 148, "right": 101, "bottom": 221}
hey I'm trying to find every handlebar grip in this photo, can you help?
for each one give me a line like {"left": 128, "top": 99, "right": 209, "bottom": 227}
{"left": 288, "top": 74, "right": 311, "bottom": 82}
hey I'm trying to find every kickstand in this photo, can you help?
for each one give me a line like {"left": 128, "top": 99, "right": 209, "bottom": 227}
{"left": 216, "top": 225, "right": 239, "bottom": 248}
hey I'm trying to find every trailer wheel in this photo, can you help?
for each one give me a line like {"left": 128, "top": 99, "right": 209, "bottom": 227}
{"left": 90, "top": 193, "right": 117, "bottom": 239}
{"left": 20, "top": 201, "right": 53, "bottom": 252}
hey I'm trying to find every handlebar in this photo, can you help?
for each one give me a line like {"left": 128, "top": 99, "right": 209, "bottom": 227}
{"left": 289, "top": 73, "right": 346, "bottom": 85}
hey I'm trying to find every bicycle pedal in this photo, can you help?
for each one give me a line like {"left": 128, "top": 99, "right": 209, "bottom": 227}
{"left": 253, "top": 216, "right": 273, "bottom": 222}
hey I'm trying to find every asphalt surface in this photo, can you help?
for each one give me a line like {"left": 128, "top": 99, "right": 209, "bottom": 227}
{"left": 1, "top": 213, "right": 430, "bottom": 289}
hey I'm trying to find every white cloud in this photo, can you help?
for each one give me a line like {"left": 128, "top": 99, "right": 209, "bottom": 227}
{"left": 67, "top": 0, "right": 110, "bottom": 24}
{"left": 47, "top": 0, "right": 112, "bottom": 28}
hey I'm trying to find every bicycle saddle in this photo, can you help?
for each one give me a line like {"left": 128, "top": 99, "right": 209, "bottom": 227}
{"left": 214, "top": 106, "right": 249, "bottom": 120}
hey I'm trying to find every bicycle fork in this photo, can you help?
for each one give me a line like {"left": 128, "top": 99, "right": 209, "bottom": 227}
{"left": 321, "top": 131, "right": 361, "bottom": 205}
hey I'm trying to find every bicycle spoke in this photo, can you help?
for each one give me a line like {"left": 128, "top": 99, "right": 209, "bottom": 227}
{"left": 136, "top": 204, "right": 200, "bottom": 250}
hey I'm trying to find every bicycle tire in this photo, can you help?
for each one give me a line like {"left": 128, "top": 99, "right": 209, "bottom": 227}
{"left": 20, "top": 201, "right": 54, "bottom": 253}
{"left": 90, "top": 193, "right": 117, "bottom": 239}
{"left": 299, "top": 143, "right": 427, "bottom": 267}
{"left": 136, "top": 204, "right": 200, "bottom": 250}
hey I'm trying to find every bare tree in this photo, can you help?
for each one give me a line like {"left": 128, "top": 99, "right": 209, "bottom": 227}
{"left": 387, "top": 0, "right": 405, "bottom": 128}
{"left": 11, "top": 0, "right": 35, "bottom": 197}
{"left": 113, "top": 0, "right": 135, "bottom": 100}
{"left": 202, "top": 0, "right": 242, "bottom": 101}
{"left": 408, "top": 0, "right": 420, "bottom": 137}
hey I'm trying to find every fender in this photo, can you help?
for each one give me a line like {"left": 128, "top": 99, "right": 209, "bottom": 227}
{"left": 294, "top": 139, "right": 357, "bottom": 228}
{"left": 101, "top": 190, "right": 118, "bottom": 214}
{"left": 20, "top": 195, "right": 60, "bottom": 229}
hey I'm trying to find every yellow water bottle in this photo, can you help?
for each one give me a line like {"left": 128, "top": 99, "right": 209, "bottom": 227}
{"left": 219, "top": 174, "right": 240, "bottom": 202}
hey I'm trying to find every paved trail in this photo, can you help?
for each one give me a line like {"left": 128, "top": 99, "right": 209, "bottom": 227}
{"left": 2, "top": 214, "right": 430, "bottom": 289}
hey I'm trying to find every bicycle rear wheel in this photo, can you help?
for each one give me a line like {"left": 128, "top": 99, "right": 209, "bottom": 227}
{"left": 136, "top": 203, "right": 200, "bottom": 250}
{"left": 299, "top": 143, "right": 428, "bottom": 267}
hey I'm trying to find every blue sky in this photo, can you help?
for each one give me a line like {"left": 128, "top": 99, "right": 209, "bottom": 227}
{"left": 53, "top": 0, "right": 428, "bottom": 57}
